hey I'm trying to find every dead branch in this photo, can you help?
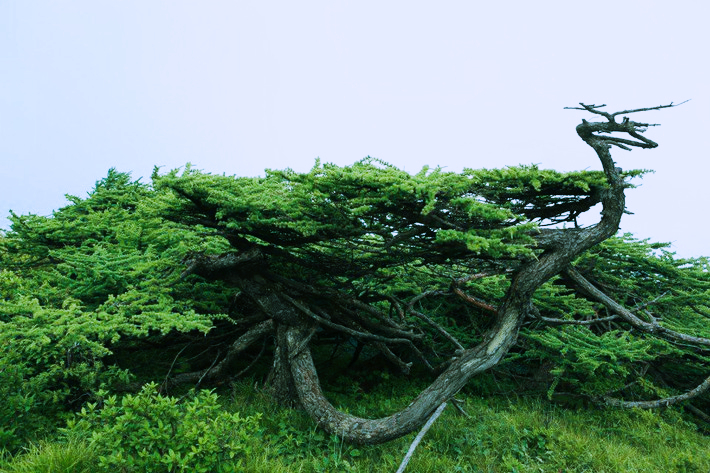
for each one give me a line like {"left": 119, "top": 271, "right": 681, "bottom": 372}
{"left": 565, "top": 266, "right": 710, "bottom": 347}
{"left": 395, "top": 402, "right": 448, "bottom": 473}
{"left": 602, "top": 374, "right": 710, "bottom": 409}
{"left": 534, "top": 314, "right": 619, "bottom": 325}
{"left": 406, "top": 306, "right": 465, "bottom": 351}
{"left": 282, "top": 293, "right": 413, "bottom": 345}
{"left": 373, "top": 342, "right": 413, "bottom": 374}
{"left": 452, "top": 287, "right": 498, "bottom": 314}
{"left": 168, "top": 320, "right": 274, "bottom": 386}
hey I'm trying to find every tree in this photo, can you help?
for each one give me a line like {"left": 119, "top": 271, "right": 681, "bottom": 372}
{"left": 1, "top": 102, "right": 708, "bottom": 449}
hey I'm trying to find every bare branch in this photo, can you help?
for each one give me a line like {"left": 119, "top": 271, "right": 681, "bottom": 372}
{"left": 687, "top": 404, "right": 710, "bottom": 423}
{"left": 564, "top": 103, "right": 612, "bottom": 120}
{"left": 233, "top": 337, "right": 268, "bottom": 378}
{"left": 632, "top": 291, "right": 669, "bottom": 312}
{"left": 406, "top": 306, "right": 465, "bottom": 351}
{"left": 407, "top": 289, "right": 448, "bottom": 307}
{"left": 455, "top": 271, "right": 508, "bottom": 285}
{"left": 610, "top": 100, "right": 689, "bottom": 118}
{"left": 335, "top": 304, "right": 420, "bottom": 340}
{"left": 374, "top": 342, "right": 413, "bottom": 374}
{"left": 395, "top": 402, "right": 447, "bottom": 473}
{"left": 449, "top": 398, "right": 472, "bottom": 419}
{"left": 346, "top": 298, "right": 413, "bottom": 331}
{"left": 565, "top": 266, "right": 710, "bottom": 347}
{"left": 194, "top": 351, "right": 221, "bottom": 390}
{"left": 602, "top": 373, "right": 710, "bottom": 409}
{"left": 534, "top": 314, "right": 619, "bottom": 326}
{"left": 282, "top": 293, "right": 413, "bottom": 345}
{"left": 452, "top": 287, "right": 498, "bottom": 314}
{"left": 168, "top": 320, "right": 274, "bottom": 387}
{"left": 161, "top": 342, "right": 193, "bottom": 393}
{"left": 564, "top": 101, "right": 688, "bottom": 121}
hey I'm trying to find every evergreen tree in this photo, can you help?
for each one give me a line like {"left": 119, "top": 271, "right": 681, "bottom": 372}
{"left": 1, "top": 102, "right": 707, "bottom": 449}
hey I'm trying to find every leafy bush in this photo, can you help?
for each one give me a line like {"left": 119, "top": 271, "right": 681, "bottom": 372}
{"left": 0, "top": 357, "right": 42, "bottom": 453}
{"left": 63, "top": 383, "right": 261, "bottom": 472}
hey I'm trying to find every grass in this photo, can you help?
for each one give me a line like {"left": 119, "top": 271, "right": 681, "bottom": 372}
{"left": 2, "top": 374, "right": 709, "bottom": 472}
{"left": 0, "top": 439, "right": 96, "bottom": 473}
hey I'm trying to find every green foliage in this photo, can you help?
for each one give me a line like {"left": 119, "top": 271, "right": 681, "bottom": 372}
{"left": 63, "top": 383, "right": 261, "bottom": 473}
{"left": 524, "top": 325, "right": 677, "bottom": 396}
{"left": 3, "top": 379, "right": 709, "bottom": 473}
{"left": 0, "top": 162, "right": 706, "bottom": 458}
{"left": 154, "top": 159, "right": 623, "bottom": 275}
{"left": 0, "top": 356, "right": 42, "bottom": 454}
{"left": 519, "top": 235, "right": 710, "bottom": 401}
{"left": 0, "top": 171, "right": 226, "bottom": 452}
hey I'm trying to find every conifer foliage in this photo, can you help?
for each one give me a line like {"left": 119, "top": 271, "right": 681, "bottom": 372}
{"left": 1, "top": 103, "right": 708, "bottom": 449}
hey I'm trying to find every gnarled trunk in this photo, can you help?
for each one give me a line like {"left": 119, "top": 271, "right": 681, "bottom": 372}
{"left": 276, "top": 104, "right": 658, "bottom": 444}
{"left": 177, "top": 102, "right": 675, "bottom": 444}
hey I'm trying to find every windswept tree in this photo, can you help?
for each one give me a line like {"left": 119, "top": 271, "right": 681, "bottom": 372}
{"left": 1, "top": 102, "right": 708, "bottom": 449}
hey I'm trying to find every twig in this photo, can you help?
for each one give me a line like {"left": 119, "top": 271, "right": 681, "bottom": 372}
{"left": 395, "top": 402, "right": 448, "bottom": 473}
{"left": 563, "top": 101, "right": 688, "bottom": 120}
{"left": 450, "top": 398, "right": 472, "bottom": 419}
{"left": 407, "top": 342, "right": 435, "bottom": 372}
{"left": 167, "top": 320, "right": 274, "bottom": 387}
{"left": 407, "top": 307, "right": 465, "bottom": 351}
{"left": 194, "top": 351, "right": 221, "bottom": 390}
{"left": 632, "top": 291, "right": 668, "bottom": 312}
{"left": 374, "top": 342, "right": 413, "bottom": 374}
{"left": 535, "top": 314, "right": 618, "bottom": 325}
{"left": 283, "top": 293, "right": 412, "bottom": 345}
{"left": 289, "top": 325, "right": 318, "bottom": 359}
{"left": 233, "top": 337, "right": 268, "bottom": 379}
{"left": 161, "top": 342, "right": 192, "bottom": 393}
{"left": 687, "top": 404, "right": 710, "bottom": 423}
{"left": 452, "top": 287, "right": 498, "bottom": 314}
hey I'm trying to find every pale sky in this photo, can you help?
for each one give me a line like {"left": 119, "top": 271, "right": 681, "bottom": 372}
{"left": 1, "top": 1, "right": 708, "bottom": 258}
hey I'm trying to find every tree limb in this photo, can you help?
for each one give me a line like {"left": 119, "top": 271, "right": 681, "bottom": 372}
{"left": 565, "top": 266, "right": 710, "bottom": 347}
{"left": 167, "top": 320, "right": 274, "bottom": 386}
{"left": 602, "top": 374, "right": 710, "bottom": 409}
{"left": 395, "top": 402, "right": 447, "bottom": 473}
{"left": 282, "top": 293, "right": 414, "bottom": 345}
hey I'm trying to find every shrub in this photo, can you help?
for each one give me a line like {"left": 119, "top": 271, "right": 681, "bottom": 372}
{"left": 63, "top": 383, "right": 261, "bottom": 472}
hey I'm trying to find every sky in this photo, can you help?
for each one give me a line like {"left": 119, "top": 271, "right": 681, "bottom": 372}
{"left": 1, "top": 1, "right": 708, "bottom": 258}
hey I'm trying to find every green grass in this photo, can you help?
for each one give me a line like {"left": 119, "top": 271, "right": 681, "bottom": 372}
{"left": 2, "top": 376, "right": 709, "bottom": 472}
{"left": 0, "top": 439, "right": 97, "bottom": 473}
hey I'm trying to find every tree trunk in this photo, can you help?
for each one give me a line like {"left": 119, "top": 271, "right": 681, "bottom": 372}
{"left": 267, "top": 324, "right": 302, "bottom": 407}
{"left": 279, "top": 104, "right": 659, "bottom": 444}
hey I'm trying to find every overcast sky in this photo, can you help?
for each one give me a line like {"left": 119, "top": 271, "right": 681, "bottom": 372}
{"left": 1, "top": 1, "right": 708, "bottom": 258}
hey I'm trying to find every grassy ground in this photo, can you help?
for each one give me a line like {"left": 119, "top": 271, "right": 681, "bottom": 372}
{"left": 2, "top": 374, "right": 709, "bottom": 472}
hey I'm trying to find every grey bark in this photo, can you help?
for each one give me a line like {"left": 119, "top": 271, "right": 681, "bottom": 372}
{"left": 565, "top": 266, "right": 710, "bottom": 347}
{"left": 603, "top": 374, "right": 710, "bottom": 409}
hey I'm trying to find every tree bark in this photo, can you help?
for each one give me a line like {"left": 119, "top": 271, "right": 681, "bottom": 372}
{"left": 267, "top": 324, "right": 302, "bottom": 407}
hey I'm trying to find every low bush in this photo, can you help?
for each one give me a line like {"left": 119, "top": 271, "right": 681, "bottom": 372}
{"left": 62, "top": 383, "right": 262, "bottom": 473}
